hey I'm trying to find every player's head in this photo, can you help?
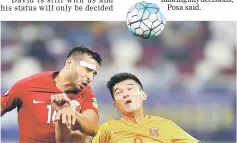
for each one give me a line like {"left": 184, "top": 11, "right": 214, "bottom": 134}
{"left": 107, "top": 73, "right": 147, "bottom": 114}
{"left": 64, "top": 45, "right": 102, "bottom": 90}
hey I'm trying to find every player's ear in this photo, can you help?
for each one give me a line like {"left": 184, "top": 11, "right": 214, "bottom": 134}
{"left": 141, "top": 90, "right": 147, "bottom": 101}
{"left": 65, "top": 58, "right": 72, "bottom": 68}
{"left": 113, "top": 101, "right": 119, "bottom": 111}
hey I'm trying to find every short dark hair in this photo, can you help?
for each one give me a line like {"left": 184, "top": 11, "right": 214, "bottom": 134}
{"left": 66, "top": 45, "right": 102, "bottom": 65}
{"left": 106, "top": 73, "right": 143, "bottom": 101}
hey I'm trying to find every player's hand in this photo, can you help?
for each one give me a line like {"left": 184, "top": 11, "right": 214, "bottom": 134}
{"left": 51, "top": 93, "right": 71, "bottom": 111}
{"left": 54, "top": 106, "right": 76, "bottom": 129}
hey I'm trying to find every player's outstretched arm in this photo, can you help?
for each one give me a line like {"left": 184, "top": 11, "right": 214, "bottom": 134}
{"left": 54, "top": 107, "right": 98, "bottom": 142}
{"left": 75, "top": 109, "right": 99, "bottom": 136}
{"left": 51, "top": 88, "right": 99, "bottom": 141}
{"left": 55, "top": 107, "right": 99, "bottom": 136}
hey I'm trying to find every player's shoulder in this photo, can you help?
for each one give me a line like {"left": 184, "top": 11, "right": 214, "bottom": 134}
{"left": 82, "top": 86, "right": 93, "bottom": 92}
{"left": 99, "top": 119, "right": 118, "bottom": 129}
{"left": 100, "top": 119, "right": 118, "bottom": 125}
{"left": 148, "top": 115, "right": 166, "bottom": 120}
{"left": 27, "top": 71, "right": 54, "bottom": 80}
{"left": 10, "top": 71, "right": 52, "bottom": 86}
{"left": 148, "top": 115, "right": 173, "bottom": 123}
{"left": 80, "top": 86, "right": 96, "bottom": 98}
{"left": 18, "top": 71, "right": 54, "bottom": 83}
{"left": 13, "top": 71, "right": 56, "bottom": 91}
{"left": 150, "top": 115, "right": 181, "bottom": 127}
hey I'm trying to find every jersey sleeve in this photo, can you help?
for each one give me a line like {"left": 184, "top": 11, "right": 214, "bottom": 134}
{"left": 1, "top": 81, "right": 25, "bottom": 115}
{"left": 92, "top": 122, "right": 111, "bottom": 143}
{"left": 166, "top": 120, "right": 200, "bottom": 143}
{"left": 81, "top": 87, "right": 99, "bottom": 115}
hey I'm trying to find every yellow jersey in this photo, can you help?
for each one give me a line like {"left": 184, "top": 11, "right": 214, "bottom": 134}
{"left": 92, "top": 115, "right": 200, "bottom": 143}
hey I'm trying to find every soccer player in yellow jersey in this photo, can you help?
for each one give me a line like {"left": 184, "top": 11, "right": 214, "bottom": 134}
{"left": 92, "top": 72, "right": 200, "bottom": 143}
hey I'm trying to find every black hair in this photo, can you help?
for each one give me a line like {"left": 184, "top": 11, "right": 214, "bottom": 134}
{"left": 65, "top": 45, "right": 102, "bottom": 65}
{"left": 106, "top": 73, "right": 143, "bottom": 101}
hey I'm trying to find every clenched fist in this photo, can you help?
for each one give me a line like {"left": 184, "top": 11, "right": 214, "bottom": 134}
{"left": 51, "top": 93, "right": 71, "bottom": 111}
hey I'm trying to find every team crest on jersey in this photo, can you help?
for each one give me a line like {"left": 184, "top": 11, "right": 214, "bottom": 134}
{"left": 149, "top": 127, "right": 159, "bottom": 137}
{"left": 92, "top": 98, "right": 98, "bottom": 109}
{"left": 70, "top": 100, "right": 81, "bottom": 111}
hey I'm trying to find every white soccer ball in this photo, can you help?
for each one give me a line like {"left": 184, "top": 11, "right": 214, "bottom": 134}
{"left": 126, "top": 1, "right": 166, "bottom": 40}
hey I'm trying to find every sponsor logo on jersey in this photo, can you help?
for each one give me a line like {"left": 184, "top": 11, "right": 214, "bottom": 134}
{"left": 114, "top": 130, "right": 125, "bottom": 135}
{"left": 92, "top": 98, "right": 98, "bottom": 109}
{"left": 33, "top": 99, "right": 47, "bottom": 104}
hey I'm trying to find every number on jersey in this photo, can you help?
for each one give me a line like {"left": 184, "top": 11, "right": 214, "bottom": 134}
{"left": 46, "top": 105, "right": 57, "bottom": 123}
{"left": 134, "top": 137, "right": 143, "bottom": 143}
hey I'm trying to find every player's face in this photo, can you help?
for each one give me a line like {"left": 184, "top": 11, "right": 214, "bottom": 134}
{"left": 113, "top": 79, "right": 147, "bottom": 114}
{"left": 66, "top": 55, "right": 99, "bottom": 90}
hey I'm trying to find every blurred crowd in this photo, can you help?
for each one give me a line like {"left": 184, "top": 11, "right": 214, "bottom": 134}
{"left": 1, "top": 21, "right": 236, "bottom": 142}
{"left": 1, "top": 21, "right": 236, "bottom": 93}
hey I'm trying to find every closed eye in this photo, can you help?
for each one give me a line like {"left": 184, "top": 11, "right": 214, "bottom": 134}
{"left": 86, "top": 67, "right": 93, "bottom": 72}
{"left": 128, "top": 87, "right": 133, "bottom": 90}
{"left": 116, "top": 91, "right": 123, "bottom": 95}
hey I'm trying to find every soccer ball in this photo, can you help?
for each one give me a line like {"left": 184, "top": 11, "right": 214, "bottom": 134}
{"left": 126, "top": 1, "right": 166, "bottom": 40}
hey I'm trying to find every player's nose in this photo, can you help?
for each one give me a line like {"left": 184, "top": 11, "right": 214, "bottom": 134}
{"left": 86, "top": 73, "right": 94, "bottom": 83}
{"left": 123, "top": 94, "right": 130, "bottom": 99}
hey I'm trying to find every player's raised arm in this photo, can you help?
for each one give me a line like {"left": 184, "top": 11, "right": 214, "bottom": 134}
{"left": 1, "top": 80, "right": 25, "bottom": 116}
{"left": 54, "top": 107, "right": 99, "bottom": 142}
{"left": 166, "top": 119, "right": 200, "bottom": 143}
{"left": 54, "top": 88, "right": 99, "bottom": 136}
{"left": 72, "top": 87, "right": 100, "bottom": 136}
{"left": 53, "top": 88, "right": 100, "bottom": 142}
{"left": 74, "top": 108, "right": 99, "bottom": 136}
{"left": 54, "top": 110, "right": 96, "bottom": 143}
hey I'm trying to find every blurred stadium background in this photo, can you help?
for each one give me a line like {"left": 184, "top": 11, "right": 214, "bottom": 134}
{"left": 1, "top": 21, "right": 236, "bottom": 142}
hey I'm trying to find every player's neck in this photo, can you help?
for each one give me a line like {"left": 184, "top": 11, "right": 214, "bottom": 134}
{"left": 122, "top": 108, "right": 145, "bottom": 123}
{"left": 54, "top": 70, "right": 75, "bottom": 91}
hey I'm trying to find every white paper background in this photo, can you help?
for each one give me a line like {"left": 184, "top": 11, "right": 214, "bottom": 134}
{"left": 0, "top": 0, "right": 237, "bottom": 21}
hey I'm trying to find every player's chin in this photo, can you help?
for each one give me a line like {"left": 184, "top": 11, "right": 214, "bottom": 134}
{"left": 75, "top": 84, "right": 82, "bottom": 91}
{"left": 124, "top": 107, "right": 136, "bottom": 113}
{"left": 125, "top": 110, "right": 135, "bottom": 114}
{"left": 76, "top": 83, "right": 86, "bottom": 91}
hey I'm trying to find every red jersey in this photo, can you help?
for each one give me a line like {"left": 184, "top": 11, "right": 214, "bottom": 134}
{"left": 1, "top": 71, "right": 99, "bottom": 142}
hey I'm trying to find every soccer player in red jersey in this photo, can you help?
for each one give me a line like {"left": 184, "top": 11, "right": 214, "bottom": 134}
{"left": 1, "top": 46, "right": 102, "bottom": 142}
